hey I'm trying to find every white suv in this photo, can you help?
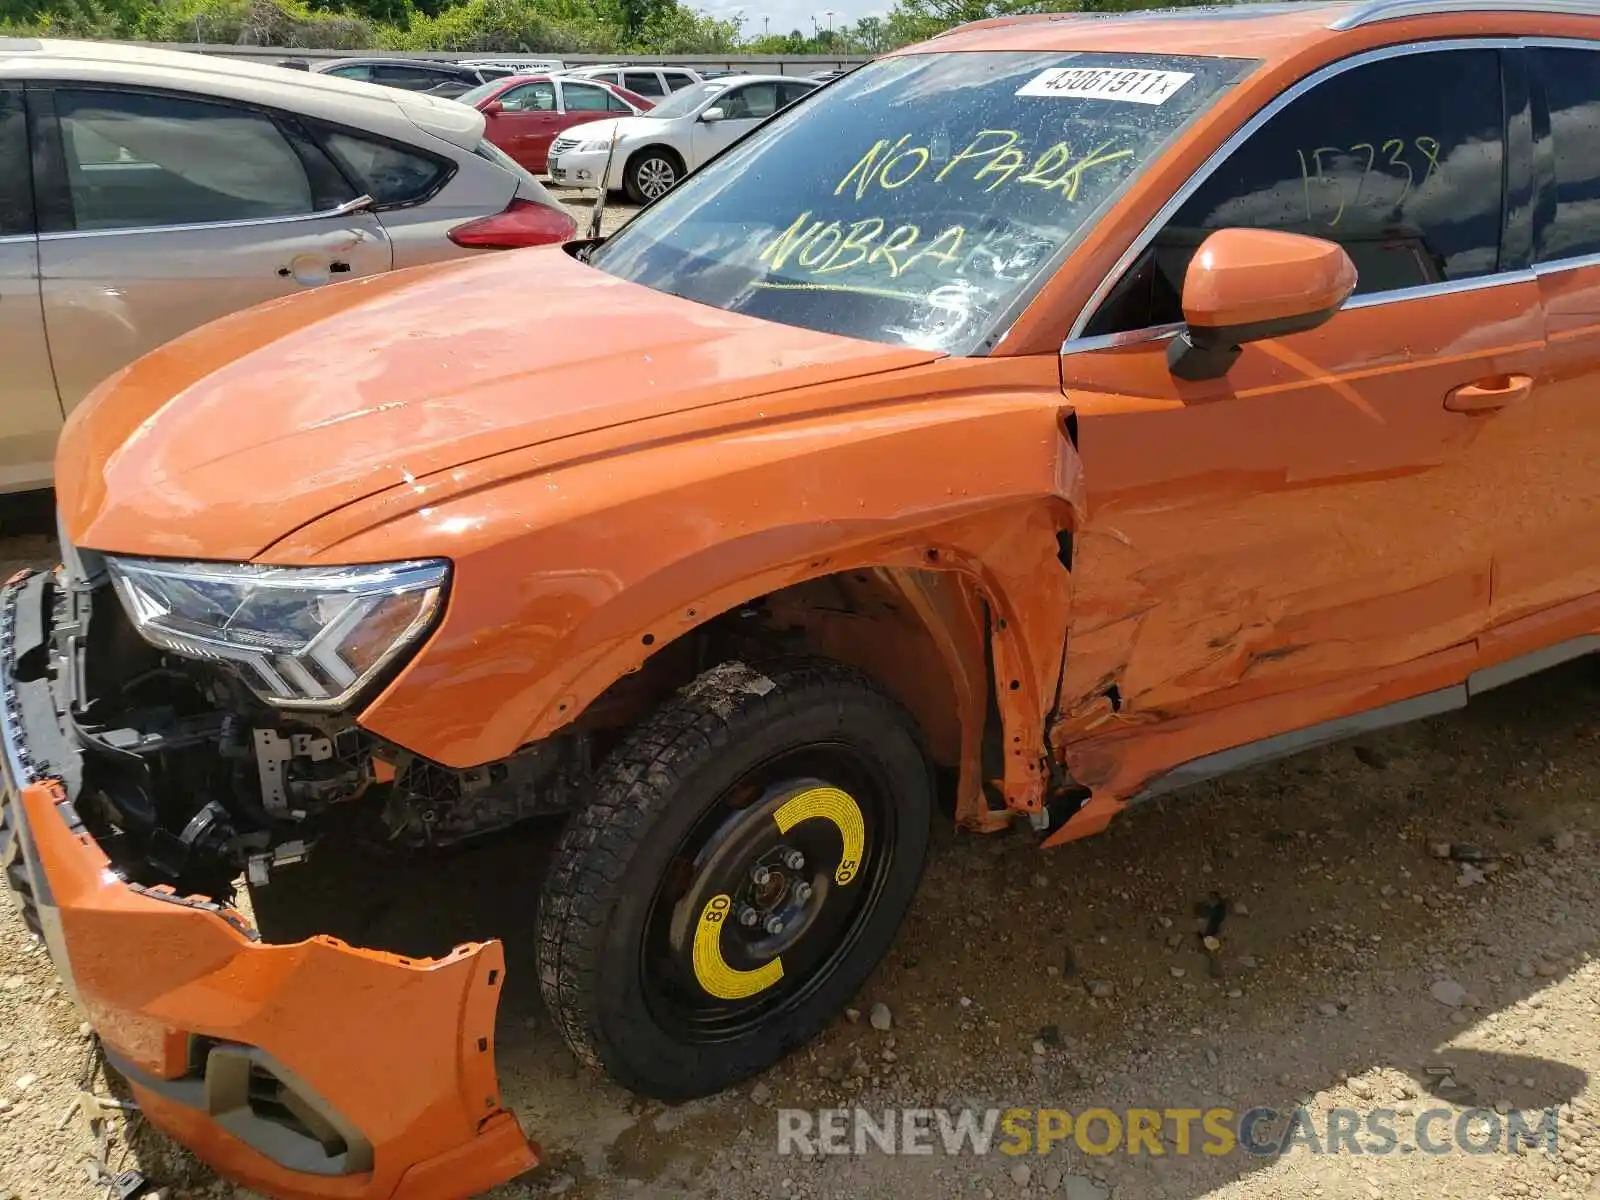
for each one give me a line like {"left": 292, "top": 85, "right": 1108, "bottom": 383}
{"left": 562, "top": 64, "right": 702, "bottom": 100}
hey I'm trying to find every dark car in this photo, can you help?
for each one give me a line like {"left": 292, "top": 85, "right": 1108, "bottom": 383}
{"left": 312, "top": 57, "right": 490, "bottom": 99}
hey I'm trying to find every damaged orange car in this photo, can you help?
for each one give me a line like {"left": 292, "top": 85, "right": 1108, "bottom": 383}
{"left": 6, "top": 0, "right": 1600, "bottom": 1195}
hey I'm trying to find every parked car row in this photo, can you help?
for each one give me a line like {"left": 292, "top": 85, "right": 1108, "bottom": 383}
{"left": 457, "top": 73, "right": 654, "bottom": 174}
{"left": 547, "top": 73, "right": 820, "bottom": 202}
{"left": 0, "top": 38, "right": 577, "bottom": 491}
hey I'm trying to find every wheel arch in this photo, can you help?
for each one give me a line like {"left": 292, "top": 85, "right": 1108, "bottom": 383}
{"left": 351, "top": 387, "right": 1084, "bottom": 821}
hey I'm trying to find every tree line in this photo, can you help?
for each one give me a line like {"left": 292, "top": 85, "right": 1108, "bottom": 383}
{"left": 0, "top": 0, "right": 1216, "bottom": 55}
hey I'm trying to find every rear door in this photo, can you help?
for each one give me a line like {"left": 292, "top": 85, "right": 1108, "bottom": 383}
{"left": 32, "top": 85, "right": 393, "bottom": 411}
{"left": 1489, "top": 43, "right": 1600, "bottom": 626}
{"left": 0, "top": 84, "right": 61, "bottom": 489}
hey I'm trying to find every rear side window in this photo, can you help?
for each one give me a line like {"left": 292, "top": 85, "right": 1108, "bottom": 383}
{"left": 624, "top": 71, "right": 665, "bottom": 97}
{"left": 55, "top": 89, "right": 314, "bottom": 231}
{"left": 721, "top": 83, "right": 779, "bottom": 120}
{"left": 1086, "top": 47, "right": 1507, "bottom": 334}
{"left": 317, "top": 127, "right": 451, "bottom": 207}
{"left": 1533, "top": 46, "right": 1600, "bottom": 261}
{"left": 369, "top": 63, "right": 448, "bottom": 90}
{"left": 563, "top": 82, "right": 614, "bottom": 112}
{"left": 0, "top": 89, "right": 30, "bottom": 236}
{"left": 326, "top": 64, "right": 372, "bottom": 82}
{"left": 662, "top": 71, "right": 697, "bottom": 91}
{"left": 777, "top": 81, "right": 816, "bottom": 109}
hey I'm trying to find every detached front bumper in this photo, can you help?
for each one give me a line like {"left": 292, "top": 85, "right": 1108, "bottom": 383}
{"left": 0, "top": 570, "right": 538, "bottom": 1200}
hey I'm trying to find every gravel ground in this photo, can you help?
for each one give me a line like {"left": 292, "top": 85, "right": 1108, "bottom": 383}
{"left": 1, "top": 226, "right": 1598, "bottom": 1199}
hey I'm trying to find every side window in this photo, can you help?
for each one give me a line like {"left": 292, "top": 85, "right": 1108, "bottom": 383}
{"left": 500, "top": 82, "right": 556, "bottom": 112}
{"left": 1085, "top": 48, "right": 1507, "bottom": 336}
{"left": 562, "top": 82, "right": 613, "bottom": 113}
{"left": 607, "top": 90, "right": 632, "bottom": 113}
{"left": 720, "top": 83, "right": 778, "bottom": 120}
{"left": 369, "top": 64, "right": 441, "bottom": 91}
{"left": 1532, "top": 47, "right": 1600, "bottom": 261}
{"left": 326, "top": 64, "right": 372, "bottom": 82}
{"left": 777, "top": 81, "right": 815, "bottom": 109}
{"left": 55, "top": 89, "right": 313, "bottom": 232}
{"left": 662, "top": 71, "right": 696, "bottom": 92}
{"left": 624, "top": 71, "right": 666, "bottom": 97}
{"left": 315, "top": 126, "right": 450, "bottom": 206}
{"left": 0, "top": 89, "right": 31, "bottom": 237}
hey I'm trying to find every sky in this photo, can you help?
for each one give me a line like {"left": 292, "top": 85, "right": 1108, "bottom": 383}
{"left": 699, "top": 0, "right": 887, "bottom": 38}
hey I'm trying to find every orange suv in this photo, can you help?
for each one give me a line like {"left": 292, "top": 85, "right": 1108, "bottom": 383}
{"left": 5, "top": 3, "right": 1600, "bottom": 1196}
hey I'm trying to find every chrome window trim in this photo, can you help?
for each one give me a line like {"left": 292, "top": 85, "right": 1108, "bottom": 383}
{"left": 1329, "top": 0, "right": 1600, "bottom": 30}
{"left": 0, "top": 233, "right": 35, "bottom": 245}
{"left": 1061, "top": 322, "right": 1183, "bottom": 358}
{"left": 1062, "top": 37, "right": 1523, "bottom": 352}
{"left": 1535, "top": 252, "right": 1600, "bottom": 276}
{"left": 1342, "top": 268, "right": 1537, "bottom": 307}
{"left": 36, "top": 204, "right": 377, "bottom": 242}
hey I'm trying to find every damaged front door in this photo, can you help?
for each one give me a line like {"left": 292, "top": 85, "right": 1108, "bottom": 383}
{"left": 1049, "top": 43, "right": 1538, "bottom": 793}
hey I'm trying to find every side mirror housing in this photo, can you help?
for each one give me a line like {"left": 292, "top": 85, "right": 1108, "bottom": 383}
{"left": 1167, "top": 228, "right": 1357, "bottom": 382}
{"left": 700, "top": 105, "right": 726, "bottom": 123}
{"left": 481, "top": 99, "right": 504, "bottom": 115}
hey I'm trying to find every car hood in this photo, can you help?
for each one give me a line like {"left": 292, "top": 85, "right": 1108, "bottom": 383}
{"left": 563, "top": 115, "right": 665, "bottom": 146}
{"left": 56, "top": 247, "right": 941, "bottom": 562}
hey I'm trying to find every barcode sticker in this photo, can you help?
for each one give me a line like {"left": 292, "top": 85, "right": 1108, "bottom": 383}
{"left": 1017, "top": 67, "right": 1194, "bottom": 105}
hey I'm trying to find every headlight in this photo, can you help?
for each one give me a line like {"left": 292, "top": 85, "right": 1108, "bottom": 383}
{"left": 577, "top": 138, "right": 614, "bottom": 153}
{"left": 105, "top": 557, "right": 449, "bottom": 710}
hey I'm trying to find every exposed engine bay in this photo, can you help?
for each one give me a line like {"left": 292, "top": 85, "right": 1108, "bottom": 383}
{"left": 34, "top": 553, "right": 586, "bottom": 904}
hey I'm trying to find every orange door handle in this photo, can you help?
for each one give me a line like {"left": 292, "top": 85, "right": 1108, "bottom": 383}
{"left": 1444, "top": 373, "right": 1532, "bottom": 413}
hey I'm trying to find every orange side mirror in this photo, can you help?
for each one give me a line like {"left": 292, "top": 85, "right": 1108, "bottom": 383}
{"left": 1168, "top": 228, "right": 1358, "bottom": 381}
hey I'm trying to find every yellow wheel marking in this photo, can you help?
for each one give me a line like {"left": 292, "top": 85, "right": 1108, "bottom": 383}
{"left": 774, "top": 786, "right": 866, "bottom": 885}
{"left": 689, "top": 786, "right": 866, "bottom": 1000}
{"left": 693, "top": 894, "right": 784, "bottom": 1000}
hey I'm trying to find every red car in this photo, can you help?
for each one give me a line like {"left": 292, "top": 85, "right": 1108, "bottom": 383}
{"left": 459, "top": 74, "right": 653, "bottom": 174}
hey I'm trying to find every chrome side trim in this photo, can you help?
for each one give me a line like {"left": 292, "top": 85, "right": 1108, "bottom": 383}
{"left": 1342, "top": 268, "right": 1537, "bottom": 307}
{"left": 1329, "top": 0, "right": 1600, "bottom": 30}
{"left": 1535, "top": 252, "right": 1600, "bottom": 276}
{"left": 0, "top": 234, "right": 34, "bottom": 246}
{"left": 1467, "top": 635, "right": 1600, "bottom": 695}
{"left": 37, "top": 204, "right": 375, "bottom": 243}
{"left": 1131, "top": 684, "right": 1467, "bottom": 802}
{"left": 1060, "top": 322, "right": 1183, "bottom": 357}
{"left": 1063, "top": 38, "right": 1524, "bottom": 348}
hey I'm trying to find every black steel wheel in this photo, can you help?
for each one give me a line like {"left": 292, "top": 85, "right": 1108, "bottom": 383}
{"left": 538, "top": 659, "right": 932, "bottom": 1099}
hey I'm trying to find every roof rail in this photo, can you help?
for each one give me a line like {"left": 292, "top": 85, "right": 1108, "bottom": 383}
{"left": 931, "top": 11, "right": 1107, "bottom": 38}
{"left": 1327, "top": 0, "right": 1600, "bottom": 28}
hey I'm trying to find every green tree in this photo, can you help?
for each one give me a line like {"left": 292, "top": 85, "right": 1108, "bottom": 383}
{"left": 849, "top": 14, "right": 886, "bottom": 52}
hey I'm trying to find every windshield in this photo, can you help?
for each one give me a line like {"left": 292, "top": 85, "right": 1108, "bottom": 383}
{"left": 643, "top": 82, "right": 725, "bottom": 119}
{"left": 591, "top": 52, "right": 1255, "bottom": 353}
{"left": 456, "top": 80, "right": 504, "bottom": 107}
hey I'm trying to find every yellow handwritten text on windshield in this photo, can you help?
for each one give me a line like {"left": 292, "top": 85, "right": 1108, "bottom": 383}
{"left": 834, "top": 128, "right": 1134, "bottom": 201}
{"left": 760, "top": 212, "right": 967, "bottom": 280}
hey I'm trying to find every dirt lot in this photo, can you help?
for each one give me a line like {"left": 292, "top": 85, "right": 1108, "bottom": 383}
{"left": 1, "top": 201, "right": 1597, "bottom": 1199}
